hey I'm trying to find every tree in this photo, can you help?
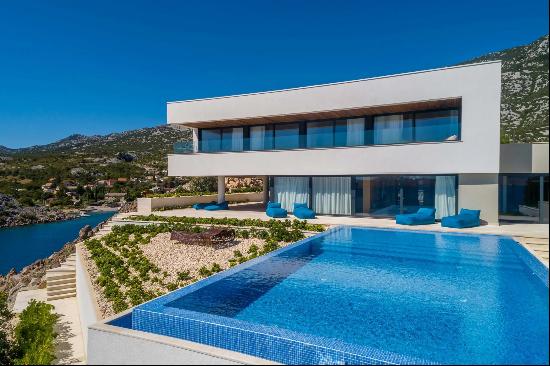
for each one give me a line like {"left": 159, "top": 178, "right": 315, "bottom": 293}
{"left": 0, "top": 291, "right": 15, "bottom": 365}
{"left": 13, "top": 300, "right": 58, "bottom": 365}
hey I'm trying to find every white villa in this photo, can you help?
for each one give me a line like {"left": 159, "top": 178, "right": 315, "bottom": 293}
{"left": 166, "top": 61, "right": 548, "bottom": 224}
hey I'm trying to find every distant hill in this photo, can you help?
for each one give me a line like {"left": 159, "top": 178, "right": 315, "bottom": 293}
{"left": 460, "top": 34, "right": 549, "bottom": 142}
{"left": 1, "top": 125, "right": 192, "bottom": 163}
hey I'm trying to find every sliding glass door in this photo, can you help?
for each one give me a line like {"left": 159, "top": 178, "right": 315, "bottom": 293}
{"left": 312, "top": 177, "right": 352, "bottom": 215}
{"left": 271, "top": 175, "right": 457, "bottom": 218}
{"left": 354, "top": 175, "right": 456, "bottom": 218}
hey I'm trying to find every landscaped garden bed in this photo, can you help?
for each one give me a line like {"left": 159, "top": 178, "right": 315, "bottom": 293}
{"left": 81, "top": 217, "right": 326, "bottom": 318}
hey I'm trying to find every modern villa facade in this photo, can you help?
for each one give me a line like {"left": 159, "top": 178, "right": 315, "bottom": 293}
{"left": 167, "top": 61, "right": 548, "bottom": 224}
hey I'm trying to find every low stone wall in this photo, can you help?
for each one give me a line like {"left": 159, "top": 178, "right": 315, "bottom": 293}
{"left": 76, "top": 243, "right": 102, "bottom": 356}
{"left": 137, "top": 192, "right": 263, "bottom": 214}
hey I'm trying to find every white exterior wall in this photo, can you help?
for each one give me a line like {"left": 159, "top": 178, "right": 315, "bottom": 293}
{"left": 458, "top": 174, "right": 499, "bottom": 224}
{"left": 76, "top": 243, "right": 101, "bottom": 356}
{"left": 167, "top": 62, "right": 501, "bottom": 177}
{"left": 87, "top": 323, "right": 274, "bottom": 365}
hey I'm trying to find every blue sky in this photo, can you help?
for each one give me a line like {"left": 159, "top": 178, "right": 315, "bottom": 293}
{"left": 0, "top": 0, "right": 548, "bottom": 148}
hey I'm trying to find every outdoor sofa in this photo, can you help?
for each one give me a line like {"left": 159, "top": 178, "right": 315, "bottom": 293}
{"left": 266, "top": 202, "right": 288, "bottom": 218}
{"left": 293, "top": 203, "right": 316, "bottom": 219}
{"left": 396, "top": 207, "right": 436, "bottom": 225}
{"left": 441, "top": 208, "right": 481, "bottom": 228}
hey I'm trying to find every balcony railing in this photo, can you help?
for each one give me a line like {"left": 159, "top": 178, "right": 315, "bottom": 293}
{"left": 173, "top": 141, "right": 194, "bottom": 154}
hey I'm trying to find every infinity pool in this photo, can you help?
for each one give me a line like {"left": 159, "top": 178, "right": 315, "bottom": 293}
{"left": 119, "top": 227, "right": 549, "bottom": 364}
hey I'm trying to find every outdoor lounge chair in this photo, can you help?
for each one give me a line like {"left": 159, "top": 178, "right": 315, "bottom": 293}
{"left": 193, "top": 201, "right": 216, "bottom": 210}
{"left": 266, "top": 201, "right": 287, "bottom": 218}
{"left": 203, "top": 201, "right": 229, "bottom": 211}
{"left": 293, "top": 203, "right": 315, "bottom": 219}
{"left": 441, "top": 208, "right": 481, "bottom": 228}
{"left": 170, "top": 227, "right": 235, "bottom": 246}
{"left": 396, "top": 207, "right": 436, "bottom": 225}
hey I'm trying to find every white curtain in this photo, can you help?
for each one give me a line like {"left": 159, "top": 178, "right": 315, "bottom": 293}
{"left": 274, "top": 177, "right": 310, "bottom": 211}
{"left": 231, "top": 128, "right": 243, "bottom": 151}
{"left": 435, "top": 176, "right": 456, "bottom": 219}
{"left": 346, "top": 118, "right": 365, "bottom": 146}
{"left": 250, "top": 126, "right": 265, "bottom": 150}
{"left": 374, "top": 114, "right": 409, "bottom": 144}
{"left": 312, "top": 177, "right": 352, "bottom": 215}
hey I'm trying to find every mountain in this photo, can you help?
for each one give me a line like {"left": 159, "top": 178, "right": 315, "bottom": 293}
{"left": 460, "top": 34, "right": 549, "bottom": 143}
{"left": 3, "top": 125, "right": 192, "bottom": 163}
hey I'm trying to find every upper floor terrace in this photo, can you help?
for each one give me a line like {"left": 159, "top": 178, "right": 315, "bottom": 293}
{"left": 167, "top": 61, "right": 501, "bottom": 177}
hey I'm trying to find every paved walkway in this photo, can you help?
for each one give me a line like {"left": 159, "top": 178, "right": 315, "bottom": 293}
{"left": 13, "top": 289, "right": 85, "bottom": 365}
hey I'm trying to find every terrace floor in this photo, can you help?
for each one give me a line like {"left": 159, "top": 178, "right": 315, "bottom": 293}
{"left": 122, "top": 202, "right": 549, "bottom": 266}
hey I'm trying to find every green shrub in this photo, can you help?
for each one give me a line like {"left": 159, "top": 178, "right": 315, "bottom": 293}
{"left": 0, "top": 291, "right": 15, "bottom": 365}
{"left": 13, "top": 300, "right": 58, "bottom": 365}
{"left": 177, "top": 271, "right": 192, "bottom": 282}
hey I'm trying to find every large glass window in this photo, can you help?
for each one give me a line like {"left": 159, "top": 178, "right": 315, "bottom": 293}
{"left": 220, "top": 127, "right": 244, "bottom": 152}
{"left": 307, "top": 120, "right": 334, "bottom": 148}
{"left": 373, "top": 114, "right": 413, "bottom": 144}
{"left": 197, "top": 108, "right": 460, "bottom": 153}
{"left": 312, "top": 176, "right": 352, "bottom": 215}
{"left": 274, "top": 123, "right": 300, "bottom": 150}
{"left": 415, "top": 110, "right": 459, "bottom": 142}
{"left": 354, "top": 175, "right": 456, "bottom": 217}
{"left": 499, "top": 175, "right": 548, "bottom": 223}
{"left": 250, "top": 126, "right": 266, "bottom": 150}
{"left": 201, "top": 129, "right": 221, "bottom": 152}
{"left": 273, "top": 177, "right": 310, "bottom": 211}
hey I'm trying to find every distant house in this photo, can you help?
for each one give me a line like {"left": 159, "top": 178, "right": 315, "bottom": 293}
{"left": 105, "top": 192, "right": 126, "bottom": 203}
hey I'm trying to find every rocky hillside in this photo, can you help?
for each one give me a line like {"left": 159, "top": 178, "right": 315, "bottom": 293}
{"left": 0, "top": 193, "right": 79, "bottom": 228}
{"left": 0, "top": 125, "right": 192, "bottom": 163}
{"left": 460, "top": 34, "right": 549, "bottom": 142}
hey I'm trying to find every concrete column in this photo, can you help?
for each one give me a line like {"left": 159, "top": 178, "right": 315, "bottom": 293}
{"left": 217, "top": 176, "right": 225, "bottom": 203}
{"left": 539, "top": 175, "right": 544, "bottom": 224}
{"left": 192, "top": 128, "right": 199, "bottom": 153}
{"left": 458, "top": 173, "right": 499, "bottom": 225}
{"left": 262, "top": 176, "right": 269, "bottom": 205}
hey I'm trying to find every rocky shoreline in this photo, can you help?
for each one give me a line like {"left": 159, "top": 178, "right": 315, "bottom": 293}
{"left": 0, "top": 224, "right": 99, "bottom": 308}
{"left": 0, "top": 193, "right": 80, "bottom": 228}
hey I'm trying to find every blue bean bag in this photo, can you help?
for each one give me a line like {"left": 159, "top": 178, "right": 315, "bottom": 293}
{"left": 441, "top": 208, "right": 481, "bottom": 228}
{"left": 203, "top": 201, "right": 229, "bottom": 211}
{"left": 193, "top": 201, "right": 216, "bottom": 210}
{"left": 266, "top": 202, "right": 287, "bottom": 218}
{"left": 293, "top": 203, "right": 315, "bottom": 219}
{"left": 396, "top": 207, "right": 436, "bottom": 225}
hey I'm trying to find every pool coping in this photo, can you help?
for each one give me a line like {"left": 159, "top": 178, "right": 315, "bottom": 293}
{"left": 108, "top": 226, "right": 549, "bottom": 364}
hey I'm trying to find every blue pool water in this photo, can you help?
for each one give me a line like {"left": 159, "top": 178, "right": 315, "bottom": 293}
{"left": 0, "top": 211, "right": 115, "bottom": 274}
{"left": 127, "top": 227, "right": 549, "bottom": 365}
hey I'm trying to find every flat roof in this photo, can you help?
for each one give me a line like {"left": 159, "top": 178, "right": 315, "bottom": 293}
{"left": 167, "top": 61, "right": 501, "bottom": 105}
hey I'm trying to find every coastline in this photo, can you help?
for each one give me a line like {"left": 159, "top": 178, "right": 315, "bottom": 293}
{"left": 0, "top": 212, "right": 115, "bottom": 307}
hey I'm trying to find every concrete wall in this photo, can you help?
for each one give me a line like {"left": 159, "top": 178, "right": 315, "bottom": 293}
{"left": 458, "top": 174, "right": 499, "bottom": 224}
{"left": 76, "top": 243, "right": 101, "bottom": 356}
{"left": 167, "top": 62, "right": 501, "bottom": 177}
{"left": 137, "top": 192, "right": 263, "bottom": 214}
{"left": 500, "top": 143, "right": 549, "bottom": 174}
{"left": 169, "top": 141, "right": 497, "bottom": 176}
{"left": 87, "top": 323, "right": 274, "bottom": 365}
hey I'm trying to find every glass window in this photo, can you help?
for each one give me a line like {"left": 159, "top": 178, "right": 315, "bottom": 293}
{"left": 415, "top": 109, "right": 459, "bottom": 142}
{"left": 221, "top": 127, "right": 243, "bottom": 152}
{"left": 201, "top": 129, "right": 221, "bottom": 152}
{"left": 312, "top": 176, "right": 352, "bottom": 215}
{"left": 274, "top": 123, "right": 300, "bottom": 149}
{"left": 346, "top": 118, "right": 365, "bottom": 146}
{"left": 307, "top": 120, "right": 334, "bottom": 148}
{"left": 373, "top": 114, "right": 413, "bottom": 144}
{"left": 250, "top": 126, "right": 266, "bottom": 150}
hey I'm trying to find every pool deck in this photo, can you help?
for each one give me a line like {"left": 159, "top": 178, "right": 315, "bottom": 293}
{"left": 120, "top": 202, "right": 549, "bottom": 266}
